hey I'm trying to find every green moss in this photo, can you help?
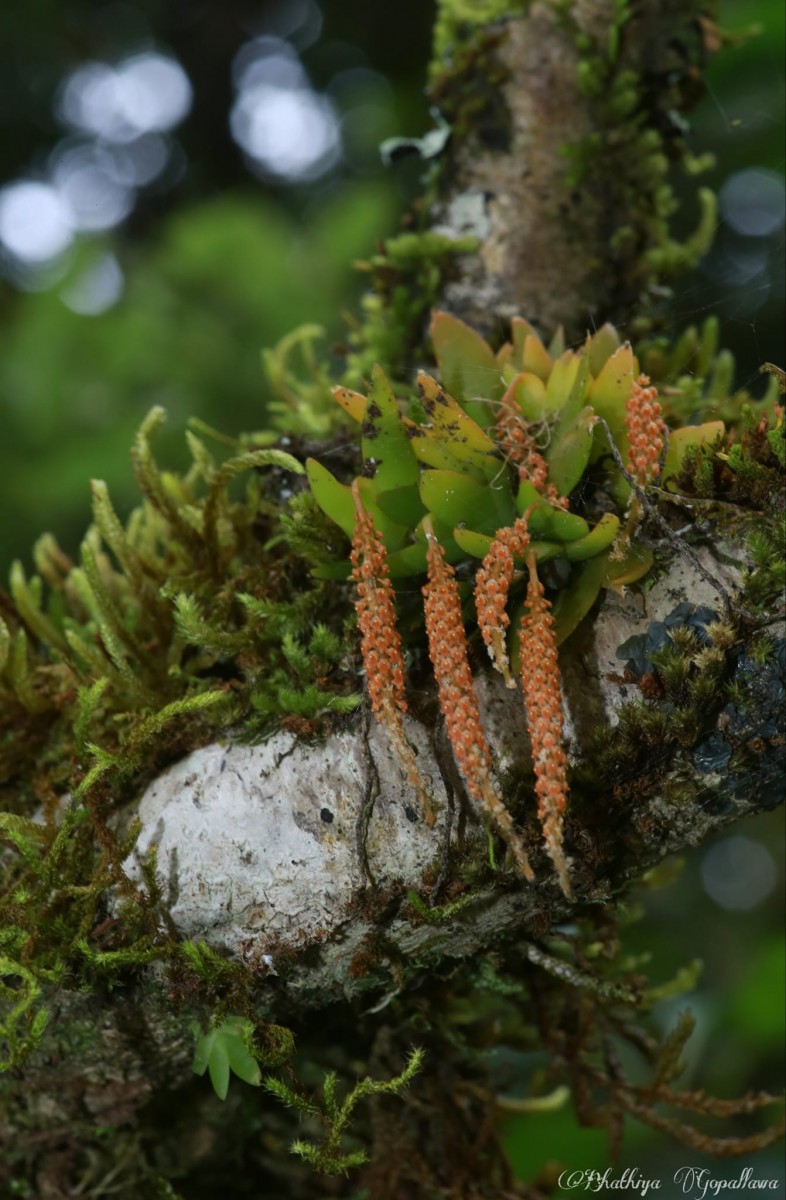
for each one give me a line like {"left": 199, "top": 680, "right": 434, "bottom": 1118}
{"left": 0, "top": 407, "right": 372, "bottom": 1076}
{"left": 344, "top": 231, "right": 478, "bottom": 389}
{"left": 431, "top": 0, "right": 526, "bottom": 70}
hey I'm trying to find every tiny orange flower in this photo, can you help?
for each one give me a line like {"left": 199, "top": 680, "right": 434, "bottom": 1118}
{"left": 423, "top": 519, "right": 533, "bottom": 879}
{"left": 626, "top": 374, "right": 665, "bottom": 487}
{"left": 350, "top": 480, "right": 435, "bottom": 825}
{"left": 519, "top": 551, "right": 572, "bottom": 898}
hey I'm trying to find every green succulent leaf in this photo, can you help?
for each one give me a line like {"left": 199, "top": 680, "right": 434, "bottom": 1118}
{"left": 661, "top": 420, "right": 725, "bottom": 489}
{"left": 563, "top": 513, "right": 620, "bottom": 561}
{"left": 419, "top": 468, "right": 516, "bottom": 535}
{"left": 373, "top": 484, "right": 427, "bottom": 528}
{"left": 586, "top": 322, "right": 622, "bottom": 376}
{"left": 588, "top": 343, "right": 636, "bottom": 462}
{"left": 546, "top": 404, "right": 597, "bottom": 497}
{"left": 305, "top": 459, "right": 356, "bottom": 540}
{"left": 362, "top": 365, "right": 420, "bottom": 493}
{"left": 452, "top": 527, "right": 562, "bottom": 563}
{"left": 356, "top": 478, "right": 410, "bottom": 550}
{"left": 415, "top": 369, "right": 498, "bottom": 463}
{"left": 515, "top": 483, "right": 589, "bottom": 541}
{"left": 385, "top": 542, "right": 428, "bottom": 578}
{"left": 501, "top": 372, "right": 549, "bottom": 424}
{"left": 603, "top": 543, "right": 654, "bottom": 587}
{"left": 551, "top": 552, "right": 612, "bottom": 645}
{"left": 510, "top": 318, "right": 552, "bottom": 379}
{"left": 305, "top": 461, "right": 409, "bottom": 551}
{"left": 430, "top": 310, "right": 503, "bottom": 425}
{"left": 545, "top": 350, "right": 583, "bottom": 412}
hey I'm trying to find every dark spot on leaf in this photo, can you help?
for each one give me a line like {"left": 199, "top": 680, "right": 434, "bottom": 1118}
{"left": 362, "top": 420, "right": 378, "bottom": 439}
{"left": 367, "top": 402, "right": 382, "bottom": 420}
{"left": 362, "top": 459, "right": 379, "bottom": 478}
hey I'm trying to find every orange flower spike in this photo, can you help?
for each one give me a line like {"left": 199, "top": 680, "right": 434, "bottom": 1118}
{"left": 350, "top": 480, "right": 435, "bottom": 826}
{"left": 422, "top": 519, "right": 533, "bottom": 880}
{"left": 474, "top": 509, "right": 534, "bottom": 688}
{"left": 625, "top": 373, "right": 666, "bottom": 487}
{"left": 519, "top": 551, "right": 572, "bottom": 898}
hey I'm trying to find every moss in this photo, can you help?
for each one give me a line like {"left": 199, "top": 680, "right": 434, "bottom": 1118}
{"left": 431, "top": 0, "right": 526, "bottom": 72}
{"left": 0, "top": 409, "right": 376, "bottom": 1083}
{"left": 553, "top": 0, "right": 719, "bottom": 332}
{"left": 344, "top": 231, "right": 478, "bottom": 389}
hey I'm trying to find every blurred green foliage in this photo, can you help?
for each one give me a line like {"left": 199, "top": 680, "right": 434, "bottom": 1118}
{"left": 0, "top": 182, "right": 396, "bottom": 564}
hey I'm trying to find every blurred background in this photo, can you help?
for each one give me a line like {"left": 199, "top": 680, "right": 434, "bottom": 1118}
{"left": 0, "top": 0, "right": 783, "bottom": 1185}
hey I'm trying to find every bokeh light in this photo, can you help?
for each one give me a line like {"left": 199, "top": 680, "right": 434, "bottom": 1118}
{"left": 719, "top": 168, "right": 786, "bottom": 237}
{"left": 229, "top": 37, "right": 341, "bottom": 181}
{"left": 0, "top": 50, "right": 192, "bottom": 277}
{"left": 61, "top": 252, "right": 125, "bottom": 315}
{"left": 701, "top": 834, "right": 778, "bottom": 911}
{"left": 0, "top": 181, "right": 73, "bottom": 263}
{"left": 58, "top": 53, "right": 192, "bottom": 142}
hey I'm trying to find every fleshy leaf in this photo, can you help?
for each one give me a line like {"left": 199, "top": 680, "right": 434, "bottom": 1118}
{"left": 604, "top": 543, "right": 654, "bottom": 588}
{"left": 332, "top": 385, "right": 366, "bottom": 423}
{"left": 545, "top": 350, "right": 582, "bottom": 411}
{"left": 356, "top": 478, "right": 410, "bottom": 551}
{"left": 521, "top": 334, "right": 553, "bottom": 379}
{"left": 546, "top": 405, "right": 597, "bottom": 497}
{"left": 515, "top": 482, "right": 589, "bottom": 541}
{"left": 405, "top": 378, "right": 500, "bottom": 481}
{"left": 305, "top": 459, "right": 355, "bottom": 539}
{"left": 362, "top": 365, "right": 420, "bottom": 493}
{"left": 500, "top": 372, "right": 549, "bottom": 424}
{"left": 419, "top": 468, "right": 516, "bottom": 535}
{"left": 306, "top": 462, "right": 409, "bottom": 550}
{"left": 587, "top": 323, "right": 622, "bottom": 376}
{"left": 430, "top": 311, "right": 503, "bottom": 425}
{"left": 548, "top": 326, "right": 566, "bottom": 358}
{"left": 563, "top": 513, "right": 620, "bottom": 561}
{"left": 551, "top": 553, "right": 611, "bottom": 644}
{"left": 661, "top": 421, "right": 725, "bottom": 489}
{"left": 192, "top": 1019, "right": 261, "bottom": 1102}
{"left": 588, "top": 343, "right": 637, "bottom": 463}
{"left": 386, "top": 542, "right": 428, "bottom": 578}
{"left": 453, "top": 527, "right": 561, "bottom": 564}
{"left": 374, "top": 483, "right": 427, "bottom": 528}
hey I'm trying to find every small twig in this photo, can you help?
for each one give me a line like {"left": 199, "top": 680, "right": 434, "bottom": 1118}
{"left": 356, "top": 705, "right": 380, "bottom": 887}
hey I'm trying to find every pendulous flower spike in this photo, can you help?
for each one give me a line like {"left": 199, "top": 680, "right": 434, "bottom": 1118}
{"left": 626, "top": 374, "right": 666, "bottom": 487}
{"left": 350, "top": 480, "right": 435, "bottom": 826}
{"left": 422, "top": 518, "right": 533, "bottom": 880}
{"left": 519, "top": 550, "right": 572, "bottom": 898}
{"left": 474, "top": 510, "right": 534, "bottom": 687}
